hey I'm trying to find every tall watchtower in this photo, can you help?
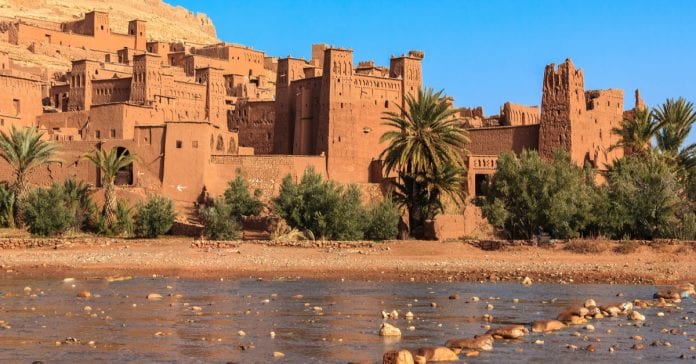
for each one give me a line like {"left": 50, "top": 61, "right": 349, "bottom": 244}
{"left": 68, "top": 60, "right": 98, "bottom": 111}
{"left": 538, "top": 59, "right": 585, "bottom": 159}
{"left": 390, "top": 50, "right": 424, "bottom": 103}
{"left": 128, "top": 20, "right": 147, "bottom": 51}
{"left": 130, "top": 53, "right": 161, "bottom": 105}
{"left": 317, "top": 47, "right": 354, "bottom": 181}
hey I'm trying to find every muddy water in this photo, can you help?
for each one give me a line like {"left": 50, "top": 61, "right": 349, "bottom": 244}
{"left": 0, "top": 277, "right": 694, "bottom": 363}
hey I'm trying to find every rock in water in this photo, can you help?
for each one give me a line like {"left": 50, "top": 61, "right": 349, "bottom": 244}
{"left": 445, "top": 335, "right": 494, "bottom": 351}
{"left": 485, "top": 325, "right": 529, "bottom": 339}
{"left": 379, "top": 323, "right": 402, "bottom": 337}
{"left": 522, "top": 276, "right": 533, "bottom": 285}
{"left": 146, "top": 293, "right": 162, "bottom": 300}
{"left": 77, "top": 291, "right": 91, "bottom": 298}
{"left": 531, "top": 320, "right": 566, "bottom": 333}
{"left": 629, "top": 311, "right": 645, "bottom": 321}
{"left": 413, "top": 347, "right": 458, "bottom": 362}
{"left": 382, "top": 349, "right": 414, "bottom": 364}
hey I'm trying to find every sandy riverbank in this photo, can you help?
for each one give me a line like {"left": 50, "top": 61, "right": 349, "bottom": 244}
{"left": 0, "top": 238, "right": 694, "bottom": 284}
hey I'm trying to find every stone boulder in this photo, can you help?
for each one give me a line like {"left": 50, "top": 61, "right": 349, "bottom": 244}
{"left": 379, "top": 323, "right": 402, "bottom": 337}
{"left": 531, "top": 320, "right": 567, "bottom": 333}
{"left": 412, "top": 347, "right": 459, "bottom": 362}
{"left": 445, "top": 334, "right": 494, "bottom": 351}
{"left": 485, "top": 325, "right": 529, "bottom": 339}
{"left": 383, "top": 349, "right": 414, "bottom": 364}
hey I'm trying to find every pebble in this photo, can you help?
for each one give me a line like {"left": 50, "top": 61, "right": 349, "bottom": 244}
{"left": 405, "top": 311, "right": 414, "bottom": 320}
{"left": 431, "top": 302, "right": 437, "bottom": 308}
{"left": 632, "top": 343, "right": 645, "bottom": 350}
{"left": 146, "top": 293, "right": 162, "bottom": 300}
{"left": 586, "top": 344, "right": 596, "bottom": 352}
{"left": 471, "top": 296, "right": 480, "bottom": 302}
{"left": 270, "top": 331, "right": 276, "bottom": 338}
{"left": 629, "top": 311, "right": 646, "bottom": 321}
{"left": 534, "top": 340, "right": 544, "bottom": 345}
{"left": 273, "top": 352, "right": 285, "bottom": 358}
{"left": 63, "top": 278, "right": 75, "bottom": 283}
{"left": 522, "top": 276, "right": 533, "bottom": 285}
{"left": 313, "top": 306, "right": 323, "bottom": 313}
{"left": 567, "top": 344, "right": 578, "bottom": 351}
{"left": 657, "top": 312, "right": 665, "bottom": 317}
{"left": 83, "top": 306, "right": 92, "bottom": 311}
{"left": 238, "top": 330, "right": 246, "bottom": 336}
{"left": 486, "top": 304, "right": 494, "bottom": 310}
{"left": 584, "top": 324, "right": 595, "bottom": 331}
{"left": 449, "top": 293, "right": 460, "bottom": 300}
{"left": 77, "top": 291, "right": 91, "bottom": 298}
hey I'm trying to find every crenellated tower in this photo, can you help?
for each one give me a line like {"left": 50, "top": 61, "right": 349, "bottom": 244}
{"left": 130, "top": 53, "right": 161, "bottom": 105}
{"left": 538, "top": 58, "right": 585, "bottom": 159}
{"left": 68, "top": 60, "right": 98, "bottom": 111}
{"left": 390, "top": 50, "right": 423, "bottom": 103}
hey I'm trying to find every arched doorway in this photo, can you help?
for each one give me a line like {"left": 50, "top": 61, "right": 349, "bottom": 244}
{"left": 114, "top": 147, "right": 133, "bottom": 186}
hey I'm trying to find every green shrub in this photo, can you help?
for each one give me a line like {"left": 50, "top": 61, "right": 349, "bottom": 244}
{"left": 61, "top": 179, "right": 96, "bottom": 232}
{"left": 224, "top": 173, "right": 264, "bottom": 221}
{"left": 0, "top": 182, "right": 15, "bottom": 228}
{"left": 200, "top": 198, "right": 241, "bottom": 240}
{"left": 365, "top": 198, "right": 400, "bottom": 241}
{"left": 135, "top": 195, "right": 176, "bottom": 238}
{"left": 602, "top": 153, "right": 682, "bottom": 239}
{"left": 96, "top": 201, "right": 134, "bottom": 237}
{"left": 476, "top": 150, "right": 598, "bottom": 239}
{"left": 23, "top": 184, "right": 72, "bottom": 236}
{"left": 273, "top": 168, "right": 367, "bottom": 240}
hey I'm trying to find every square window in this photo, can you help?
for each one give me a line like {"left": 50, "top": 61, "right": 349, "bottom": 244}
{"left": 176, "top": 140, "right": 182, "bottom": 148}
{"left": 95, "top": 130, "right": 101, "bottom": 139}
{"left": 110, "top": 129, "right": 116, "bottom": 138}
{"left": 192, "top": 141, "right": 198, "bottom": 148}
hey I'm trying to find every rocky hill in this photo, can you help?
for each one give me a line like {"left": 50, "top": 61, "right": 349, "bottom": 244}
{"left": 0, "top": 0, "right": 218, "bottom": 44}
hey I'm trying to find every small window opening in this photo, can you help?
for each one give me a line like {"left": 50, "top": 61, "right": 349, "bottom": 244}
{"left": 176, "top": 140, "right": 182, "bottom": 148}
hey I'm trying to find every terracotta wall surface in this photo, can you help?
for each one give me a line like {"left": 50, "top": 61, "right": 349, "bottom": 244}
{"left": 467, "top": 124, "right": 540, "bottom": 156}
{"left": 0, "top": 71, "right": 43, "bottom": 132}
{"left": 228, "top": 100, "right": 275, "bottom": 154}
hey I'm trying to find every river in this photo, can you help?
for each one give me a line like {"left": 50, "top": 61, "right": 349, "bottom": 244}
{"left": 0, "top": 276, "right": 693, "bottom": 363}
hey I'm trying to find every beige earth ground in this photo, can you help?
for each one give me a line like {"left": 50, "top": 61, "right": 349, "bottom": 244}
{"left": 0, "top": 235, "right": 694, "bottom": 284}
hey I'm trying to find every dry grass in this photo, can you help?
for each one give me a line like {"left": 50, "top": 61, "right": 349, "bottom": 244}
{"left": 564, "top": 240, "right": 611, "bottom": 254}
{"left": 613, "top": 241, "right": 641, "bottom": 254}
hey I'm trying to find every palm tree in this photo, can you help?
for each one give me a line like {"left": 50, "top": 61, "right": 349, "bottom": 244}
{"left": 0, "top": 126, "right": 60, "bottom": 227}
{"left": 380, "top": 88, "right": 469, "bottom": 238}
{"left": 83, "top": 147, "right": 137, "bottom": 225}
{"left": 380, "top": 88, "right": 469, "bottom": 176}
{"left": 610, "top": 108, "right": 659, "bottom": 156}
{"left": 653, "top": 97, "right": 696, "bottom": 157}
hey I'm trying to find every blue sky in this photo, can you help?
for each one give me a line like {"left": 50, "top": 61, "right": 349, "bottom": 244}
{"left": 168, "top": 0, "right": 696, "bottom": 145}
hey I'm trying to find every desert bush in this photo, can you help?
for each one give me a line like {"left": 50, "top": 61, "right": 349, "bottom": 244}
{"left": 564, "top": 240, "right": 611, "bottom": 254}
{"left": 273, "top": 168, "right": 367, "bottom": 240}
{"left": 22, "top": 184, "right": 72, "bottom": 236}
{"left": 200, "top": 198, "right": 241, "bottom": 240}
{"left": 613, "top": 241, "right": 641, "bottom": 254}
{"left": 96, "top": 201, "right": 134, "bottom": 237}
{"left": 365, "top": 199, "right": 400, "bottom": 241}
{"left": 602, "top": 153, "right": 682, "bottom": 239}
{"left": 223, "top": 173, "right": 264, "bottom": 221}
{"left": 134, "top": 195, "right": 176, "bottom": 238}
{"left": 0, "top": 182, "right": 15, "bottom": 228}
{"left": 476, "top": 150, "right": 598, "bottom": 239}
{"left": 270, "top": 219, "right": 307, "bottom": 241}
{"left": 61, "top": 179, "right": 96, "bottom": 232}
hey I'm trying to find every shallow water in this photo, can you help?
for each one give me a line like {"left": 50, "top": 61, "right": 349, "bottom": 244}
{"left": 0, "top": 276, "right": 694, "bottom": 363}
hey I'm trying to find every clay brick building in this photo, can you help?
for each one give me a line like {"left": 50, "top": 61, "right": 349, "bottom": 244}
{"left": 0, "top": 52, "right": 44, "bottom": 133}
{"left": 0, "top": 11, "right": 636, "bottom": 238}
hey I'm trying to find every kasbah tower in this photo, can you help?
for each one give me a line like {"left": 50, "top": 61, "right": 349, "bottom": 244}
{"left": 0, "top": 8, "right": 639, "bottom": 238}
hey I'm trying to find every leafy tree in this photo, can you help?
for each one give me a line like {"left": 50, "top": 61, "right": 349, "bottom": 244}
{"left": 380, "top": 88, "right": 469, "bottom": 238}
{"left": 0, "top": 126, "right": 60, "bottom": 227}
{"left": 223, "top": 173, "right": 264, "bottom": 221}
{"left": 83, "top": 147, "right": 137, "bottom": 226}
{"left": 603, "top": 152, "right": 682, "bottom": 239}
{"left": 365, "top": 198, "right": 400, "bottom": 241}
{"left": 22, "top": 184, "right": 72, "bottom": 236}
{"left": 610, "top": 108, "right": 659, "bottom": 156}
{"left": 200, "top": 198, "right": 242, "bottom": 240}
{"left": 476, "top": 150, "right": 597, "bottom": 239}
{"left": 273, "top": 168, "right": 367, "bottom": 240}
{"left": 135, "top": 195, "right": 176, "bottom": 238}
